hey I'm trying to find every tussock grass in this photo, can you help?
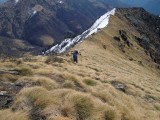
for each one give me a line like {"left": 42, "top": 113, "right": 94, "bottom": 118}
{"left": 26, "top": 63, "right": 41, "bottom": 69}
{"left": 15, "top": 66, "right": 33, "bottom": 76}
{"left": 16, "top": 87, "right": 54, "bottom": 109}
{"left": 74, "top": 96, "right": 94, "bottom": 120}
{"left": 0, "top": 73, "right": 17, "bottom": 82}
{"left": 83, "top": 79, "right": 97, "bottom": 86}
{"left": 0, "top": 110, "right": 28, "bottom": 120}
{"left": 154, "top": 103, "right": 160, "bottom": 111}
{"left": 35, "top": 77, "right": 57, "bottom": 90}
{"left": 104, "top": 109, "right": 117, "bottom": 120}
{"left": 11, "top": 59, "right": 23, "bottom": 65}
{"left": 13, "top": 87, "right": 119, "bottom": 120}
{"left": 92, "top": 91, "right": 114, "bottom": 104}
{"left": 63, "top": 80, "right": 75, "bottom": 89}
{"left": 35, "top": 68, "right": 54, "bottom": 76}
{"left": 64, "top": 74, "right": 87, "bottom": 91}
{"left": 45, "top": 55, "right": 64, "bottom": 64}
{"left": 61, "top": 91, "right": 118, "bottom": 120}
{"left": 48, "top": 116, "right": 72, "bottom": 120}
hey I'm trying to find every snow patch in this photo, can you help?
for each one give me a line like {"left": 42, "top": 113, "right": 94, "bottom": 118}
{"left": 33, "top": 10, "right": 37, "bottom": 15}
{"left": 15, "top": 0, "right": 19, "bottom": 4}
{"left": 46, "top": 8, "right": 116, "bottom": 54}
{"left": 58, "top": 0, "right": 64, "bottom": 4}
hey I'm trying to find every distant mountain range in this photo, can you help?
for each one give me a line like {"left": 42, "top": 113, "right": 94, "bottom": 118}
{"left": 0, "top": 0, "right": 111, "bottom": 47}
{"left": 0, "top": 0, "right": 160, "bottom": 15}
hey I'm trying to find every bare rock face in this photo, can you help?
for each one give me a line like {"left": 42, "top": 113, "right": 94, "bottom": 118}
{"left": 0, "top": 0, "right": 111, "bottom": 47}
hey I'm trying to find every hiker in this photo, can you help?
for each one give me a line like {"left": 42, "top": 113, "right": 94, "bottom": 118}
{"left": 71, "top": 50, "right": 80, "bottom": 63}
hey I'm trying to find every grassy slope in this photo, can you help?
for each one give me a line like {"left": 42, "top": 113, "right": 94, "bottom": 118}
{"left": 0, "top": 15, "right": 160, "bottom": 120}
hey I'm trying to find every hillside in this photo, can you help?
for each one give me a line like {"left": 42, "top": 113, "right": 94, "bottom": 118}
{"left": 0, "top": 8, "right": 160, "bottom": 120}
{"left": 0, "top": 0, "right": 110, "bottom": 47}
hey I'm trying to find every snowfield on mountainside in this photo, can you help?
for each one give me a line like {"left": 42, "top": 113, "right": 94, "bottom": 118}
{"left": 46, "top": 8, "right": 116, "bottom": 54}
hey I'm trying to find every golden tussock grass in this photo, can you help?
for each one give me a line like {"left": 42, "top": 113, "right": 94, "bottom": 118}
{"left": 15, "top": 64, "right": 33, "bottom": 76}
{"left": 0, "top": 73, "right": 18, "bottom": 82}
{"left": 0, "top": 109, "right": 28, "bottom": 120}
{"left": 13, "top": 87, "right": 119, "bottom": 120}
{"left": 14, "top": 87, "right": 55, "bottom": 109}
{"left": 35, "top": 77, "right": 58, "bottom": 90}
{"left": 62, "top": 80, "right": 75, "bottom": 89}
{"left": 83, "top": 79, "right": 97, "bottom": 86}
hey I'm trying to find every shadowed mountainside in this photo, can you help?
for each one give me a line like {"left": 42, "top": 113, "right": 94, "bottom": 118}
{"left": 0, "top": 0, "right": 111, "bottom": 47}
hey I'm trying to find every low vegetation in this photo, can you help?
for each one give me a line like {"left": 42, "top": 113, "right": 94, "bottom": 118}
{"left": 45, "top": 55, "right": 64, "bottom": 64}
{"left": 15, "top": 66, "right": 33, "bottom": 76}
{"left": 83, "top": 79, "right": 97, "bottom": 86}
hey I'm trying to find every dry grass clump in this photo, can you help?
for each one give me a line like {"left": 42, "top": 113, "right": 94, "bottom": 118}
{"left": 10, "top": 59, "right": 23, "bottom": 65}
{"left": 0, "top": 73, "right": 17, "bottom": 82}
{"left": 45, "top": 55, "right": 64, "bottom": 64}
{"left": 154, "top": 103, "right": 160, "bottom": 111}
{"left": 35, "top": 68, "right": 54, "bottom": 76}
{"left": 13, "top": 87, "right": 118, "bottom": 120}
{"left": 63, "top": 80, "right": 75, "bottom": 89}
{"left": 74, "top": 96, "right": 94, "bottom": 120}
{"left": 91, "top": 91, "right": 114, "bottom": 104}
{"left": 62, "top": 92, "right": 118, "bottom": 120}
{"left": 35, "top": 77, "right": 57, "bottom": 90}
{"left": 0, "top": 109, "right": 28, "bottom": 120}
{"left": 64, "top": 74, "right": 87, "bottom": 91}
{"left": 104, "top": 109, "right": 117, "bottom": 120}
{"left": 15, "top": 87, "right": 54, "bottom": 109}
{"left": 15, "top": 66, "right": 33, "bottom": 76}
{"left": 22, "top": 57, "right": 38, "bottom": 62}
{"left": 8, "top": 58, "right": 23, "bottom": 65}
{"left": 26, "top": 63, "right": 41, "bottom": 69}
{"left": 83, "top": 79, "right": 97, "bottom": 86}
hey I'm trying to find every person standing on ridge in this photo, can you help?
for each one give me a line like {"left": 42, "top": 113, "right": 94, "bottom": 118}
{"left": 71, "top": 50, "right": 80, "bottom": 63}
